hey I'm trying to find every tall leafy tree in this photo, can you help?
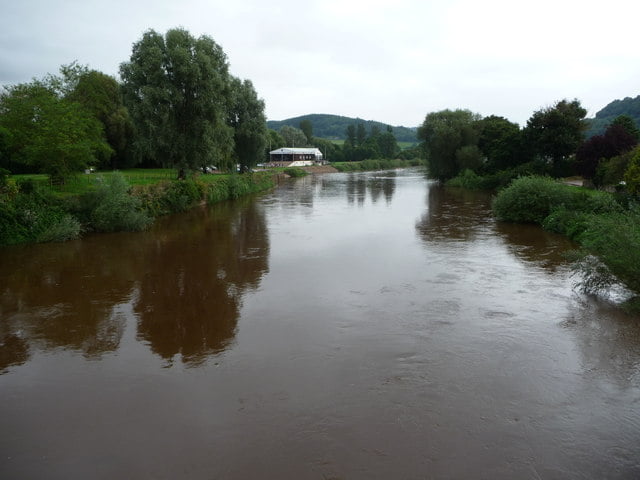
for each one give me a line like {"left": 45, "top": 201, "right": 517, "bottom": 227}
{"left": 120, "top": 28, "right": 234, "bottom": 176}
{"left": 477, "top": 115, "right": 523, "bottom": 172}
{"left": 376, "top": 126, "right": 399, "bottom": 159}
{"left": 417, "top": 109, "right": 482, "bottom": 181}
{"left": 611, "top": 115, "right": 640, "bottom": 142}
{"left": 68, "top": 70, "right": 135, "bottom": 169}
{"left": 299, "top": 119, "right": 313, "bottom": 144}
{"left": 356, "top": 123, "right": 367, "bottom": 146}
{"left": 524, "top": 99, "right": 586, "bottom": 174}
{"left": 0, "top": 80, "right": 110, "bottom": 181}
{"left": 279, "top": 125, "right": 307, "bottom": 147}
{"left": 576, "top": 122, "right": 638, "bottom": 179}
{"left": 345, "top": 124, "right": 356, "bottom": 147}
{"left": 228, "top": 78, "right": 267, "bottom": 172}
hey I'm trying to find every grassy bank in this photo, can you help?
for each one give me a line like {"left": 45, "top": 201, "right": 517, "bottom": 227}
{"left": 0, "top": 171, "right": 275, "bottom": 246}
{"left": 492, "top": 176, "right": 640, "bottom": 310}
{"left": 331, "top": 158, "right": 422, "bottom": 172}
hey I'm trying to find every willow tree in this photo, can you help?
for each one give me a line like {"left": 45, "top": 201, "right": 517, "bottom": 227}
{"left": 228, "top": 78, "right": 267, "bottom": 172}
{"left": 418, "top": 109, "right": 482, "bottom": 181}
{"left": 120, "top": 28, "right": 234, "bottom": 176}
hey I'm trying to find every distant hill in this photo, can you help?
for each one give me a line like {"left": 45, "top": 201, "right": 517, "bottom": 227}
{"left": 586, "top": 95, "right": 640, "bottom": 137}
{"left": 267, "top": 113, "right": 418, "bottom": 143}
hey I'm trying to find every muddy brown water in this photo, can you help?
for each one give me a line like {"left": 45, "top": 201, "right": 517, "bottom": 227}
{"left": 1, "top": 169, "right": 639, "bottom": 479}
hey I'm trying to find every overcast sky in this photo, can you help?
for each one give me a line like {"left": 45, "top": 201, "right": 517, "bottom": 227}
{"left": 1, "top": 0, "right": 639, "bottom": 128}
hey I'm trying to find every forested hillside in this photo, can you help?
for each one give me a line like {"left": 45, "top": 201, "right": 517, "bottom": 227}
{"left": 586, "top": 95, "right": 640, "bottom": 137}
{"left": 267, "top": 113, "right": 418, "bottom": 143}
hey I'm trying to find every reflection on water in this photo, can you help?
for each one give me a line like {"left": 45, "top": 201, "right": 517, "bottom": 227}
{"left": 135, "top": 200, "right": 269, "bottom": 366}
{"left": 416, "top": 184, "right": 494, "bottom": 243}
{"left": 0, "top": 197, "right": 269, "bottom": 370}
{"left": 346, "top": 171, "right": 396, "bottom": 205}
{"left": 0, "top": 239, "right": 142, "bottom": 361}
{"left": 1, "top": 169, "right": 639, "bottom": 479}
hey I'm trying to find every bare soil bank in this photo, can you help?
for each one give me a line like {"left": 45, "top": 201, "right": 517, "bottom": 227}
{"left": 301, "top": 165, "right": 339, "bottom": 174}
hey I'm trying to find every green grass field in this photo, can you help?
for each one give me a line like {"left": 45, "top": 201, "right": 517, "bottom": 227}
{"left": 328, "top": 139, "right": 417, "bottom": 150}
{"left": 13, "top": 169, "right": 234, "bottom": 196}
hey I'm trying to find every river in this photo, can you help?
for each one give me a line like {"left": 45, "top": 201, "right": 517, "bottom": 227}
{"left": 1, "top": 168, "right": 639, "bottom": 479}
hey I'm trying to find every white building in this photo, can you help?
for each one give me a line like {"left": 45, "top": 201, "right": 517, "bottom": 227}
{"left": 269, "top": 147, "right": 324, "bottom": 166}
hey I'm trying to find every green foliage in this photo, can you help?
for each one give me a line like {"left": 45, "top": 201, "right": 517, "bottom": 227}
{"left": 283, "top": 167, "right": 308, "bottom": 178}
{"left": 417, "top": 109, "right": 482, "bottom": 181}
{"left": 36, "top": 213, "right": 81, "bottom": 243}
{"left": 86, "top": 173, "right": 152, "bottom": 232}
{"left": 585, "top": 95, "right": 640, "bottom": 138}
{"left": 575, "top": 211, "right": 640, "bottom": 293}
{"left": 569, "top": 252, "right": 620, "bottom": 296}
{"left": 0, "top": 182, "right": 81, "bottom": 244}
{"left": 299, "top": 119, "right": 313, "bottom": 144}
{"left": 228, "top": 78, "right": 267, "bottom": 172}
{"left": 161, "top": 179, "right": 203, "bottom": 213}
{"left": 397, "top": 144, "right": 423, "bottom": 161}
{"left": 68, "top": 69, "right": 135, "bottom": 169}
{"left": 492, "top": 176, "right": 572, "bottom": 223}
{"left": 493, "top": 174, "right": 640, "bottom": 297}
{"left": 204, "top": 173, "right": 274, "bottom": 203}
{"left": 611, "top": 115, "right": 640, "bottom": 142}
{"left": 345, "top": 125, "right": 356, "bottom": 147}
{"left": 524, "top": 99, "right": 587, "bottom": 173}
{"left": 264, "top": 128, "right": 286, "bottom": 162}
{"left": 332, "top": 159, "right": 412, "bottom": 172}
{"left": 623, "top": 147, "right": 640, "bottom": 194}
{"left": 267, "top": 113, "right": 418, "bottom": 143}
{"left": 477, "top": 115, "right": 524, "bottom": 172}
{"left": 120, "top": 28, "right": 234, "bottom": 172}
{"left": 542, "top": 207, "right": 592, "bottom": 240}
{"left": 0, "top": 79, "right": 112, "bottom": 181}
{"left": 356, "top": 123, "right": 367, "bottom": 146}
{"left": 279, "top": 125, "right": 308, "bottom": 147}
{"left": 311, "top": 138, "right": 343, "bottom": 162}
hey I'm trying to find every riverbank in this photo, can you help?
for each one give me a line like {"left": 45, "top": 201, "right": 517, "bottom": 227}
{"left": 331, "top": 159, "right": 422, "bottom": 172}
{"left": 0, "top": 171, "right": 276, "bottom": 246}
{"left": 1, "top": 160, "right": 421, "bottom": 247}
{"left": 491, "top": 175, "right": 640, "bottom": 312}
{"left": 302, "top": 165, "right": 339, "bottom": 174}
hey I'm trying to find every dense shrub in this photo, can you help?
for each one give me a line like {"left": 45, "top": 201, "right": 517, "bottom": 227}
{"left": 283, "top": 167, "right": 308, "bottom": 178}
{"left": 161, "top": 179, "right": 203, "bottom": 213}
{"left": 492, "top": 176, "right": 572, "bottom": 223}
{"left": 594, "top": 151, "right": 632, "bottom": 187}
{"left": 332, "top": 159, "right": 411, "bottom": 172}
{"left": 542, "top": 207, "right": 592, "bottom": 240}
{"left": 623, "top": 147, "right": 640, "bottom": 194}
{"left": 564, "top": 188, "right": 622, "bottom": 215}
{"left": 447, "top": 160, "right": 553, "bottom": 191}
{"left": 36, "top": 213, "right": 81, "bottom": 243}
{"left": 1, "top": 171, "right": 275, "bottom": 246}
{"left": 576, "top": 211, "right": 640, "bottom": 293}
{"left": 0, "top": 183, "right": 81, "bottom": 244}
{"left": 205, "top": 173, "right": 274, "bottom": 204}
{"left": 87, "top": 173, "right": 152, "bottom": 232}
{"left": 493, "top": 175, "right": 640, "bottom": 299}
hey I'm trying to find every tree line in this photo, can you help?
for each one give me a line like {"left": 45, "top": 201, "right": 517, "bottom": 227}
{"left": 417, "top": 99, "right": 640, "bottom": 191}
{"left": 0, "top": 27, "right": 267, "bottom": 182}
{"left": 266, "top": 120, "right": 419, "bottom": 163}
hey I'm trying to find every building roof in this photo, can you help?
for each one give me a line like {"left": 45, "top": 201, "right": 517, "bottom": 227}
{"left": 269, "top": 147, "right": 323, "bottom": 156}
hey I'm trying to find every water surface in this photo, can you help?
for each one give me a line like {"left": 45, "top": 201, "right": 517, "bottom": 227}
{"left": 1, "top": 169, "right": 639, "bottom": 479}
